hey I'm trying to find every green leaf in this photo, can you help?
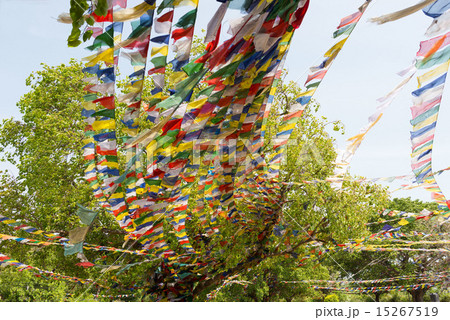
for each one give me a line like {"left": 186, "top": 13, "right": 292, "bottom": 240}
{"left": 94, "top": 0, "right": 109, "bottom": 17}
{"left": 82, "top": 29, "right": 93, "bottom": 42}
{"left": 86, "top": 16, "right": 95, "bottom": 26}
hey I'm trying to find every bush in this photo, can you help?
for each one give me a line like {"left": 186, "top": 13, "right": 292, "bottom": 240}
{"left": 324, "top": 294, "right": 340, "bottom": 302}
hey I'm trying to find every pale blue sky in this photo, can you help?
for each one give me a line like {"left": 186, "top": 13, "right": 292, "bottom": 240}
{"left": 0, "top": 0, "right": 449, "bottom": 202}
{"left": 286, "top": 0, "right": 450, "bottom": 202}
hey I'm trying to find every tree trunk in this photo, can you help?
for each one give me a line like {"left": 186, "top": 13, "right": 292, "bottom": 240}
{"left": 375, "top": 292, "right": 382, "bottom": 302}
{"left": 409, "top": 288, "right": 427, "bottom": 302}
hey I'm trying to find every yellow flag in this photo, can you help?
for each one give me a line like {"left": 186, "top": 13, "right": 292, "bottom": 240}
{"left": 82, "top": 101, "right": 96, "bottom": 110}
{"left": 417, "top": 60, "right": 450, "bottom": 87}
{"left": 113, "top": 2, "right": 156, "bottom": 22}
{"left": 187, "top": 97, "right": 208, "bottom": 111}
{"left": 92, "top": 119, "right": 115, "bottom": 131}
{"left": 325, "top": 38, "right": 347, "bottom": 57}
{"left": 169, "top": 71, "right": 186, "bottom": 84}
{"left": 83, "top": 137, "right": 94, "bottom": 145}
{"left": 412, "top": 113, "right": 438, "bottom": 130}
{"left": 151, "top": 45, "right": 169, "bottom": 57}
{"left": 174, "top": 0, "right": 198, "bottom": 6}
{"left": 411, "top": 144, "right": 432, "bottom": 158}
{"left": 296, "top": 89, "right": 316, "bottom": 99}
{"left": 101, "top": 161, "right": 119, "bottom": 169}
{"left": 83, "top": 48, "right": 114, "bottom": 67}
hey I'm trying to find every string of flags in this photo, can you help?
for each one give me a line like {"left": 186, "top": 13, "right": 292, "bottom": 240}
{"left": 1, "top": 0, "right": 444, "bottom": 301}
{"left": 296, "top": 227, "right": 449, "bottom": 265}
{"left": 333, "top": 66, "right": 417, "bottom": 188}
{"left": 0, "top": 233, "right": 156, "bottom": 258}
{"left": 370, "top": 240, "right": 450, "bottom": 245}
{"left": 205, "top": 273, "right": 448, "bottom": 300}
{"left": 325, "top": 0, "right": 450, "bottom": 218}
{"left": 294, "top": 1, "right": 371, "bottom": 109}
{"left": 74, "top": 0, "right": 317, "bottom": 263}
{"left": 367, "top": 231, "right": 450, "bottom": 240}
{"left": 0, "top": 252, "right": 106, "bottom": 288}
{"left": 268, "top": 1, "right": 371, "bottom": 185}
{"left": 310, "top": 283, "right": 438, "bottom": 294}
{"left": 281, "top": 272, "right": 449, "bottom": 285}
{"left": 365, "top": 208, "right": 439, "bottom": 226}
{"left": 370, "top": 0, "right": 445, "bottom": 25}
{"left": 65, "top": 293, "right": 136, "bottom": 300}
{"left": 409, "top": 8, "right": 450, "bottom": 214}
{"left": 0, "top": 214, "right": 69, "bottom": 242}
{"left": 93, "top": 293, "right": 135, "bottom": 299}
{"left": 60, "top": 1, "right": 329, "bottom": 299}
{"left": 378, "top": 208, "right": 437, "bottom": 217}
{"left": 331, "top": 1, "right": 450, "bottom": 219}
{"left": 205, "top": 274, "right": 251, "bottom": 301}
{"left": 276, "top": 217, "right": 448, "bottom": 255}
{"left": 258, "top": 166, "right": 450, "bottom": 192}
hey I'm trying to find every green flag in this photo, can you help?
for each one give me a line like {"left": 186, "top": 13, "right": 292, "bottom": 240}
{"left": 64, "top": 242, "right": 84, "bottom": 256}
{"left": 76, "top": 204, "right": 98, "bottom": 225}
{"left": 69, "top": 226, "right": 90, "bottom": 244}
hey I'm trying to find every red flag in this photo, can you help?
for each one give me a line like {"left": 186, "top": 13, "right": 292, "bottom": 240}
{"left": 157, "top": 10, "right": 174, "bottom": 23}
{"left": 92, "top": 9, "right": 113, "bottom": 22}
{"left": 172, "top": 26, "right": 194, "bottom": 41}
{"left": 76, "top": 262, "right": 95, "bottom": 268}
{"left": 93, "top": 96, "right": 115, "bottom": 109}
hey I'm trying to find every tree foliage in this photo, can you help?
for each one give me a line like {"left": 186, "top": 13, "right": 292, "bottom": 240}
{"left": 330, "top": 197, "right": 449, "bottom": 302}
{"left": 0, "top": 58, "right": 393, "bottom": 301}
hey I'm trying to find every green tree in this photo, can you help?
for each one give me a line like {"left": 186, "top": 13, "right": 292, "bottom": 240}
{"left": 0, "top": 61, "right": 132, "bottom": 301}
{"left": 171, "top": 78, "right": 389, "bottom": 301}
{"left": 0, "top": 58, "right": 390, "bottom": 301}
{"left": 330, "top": 197, "right": 449, "bottom": 302}
{"left": 389, "top": 197, "right": 438, "bottom": 214}
{"left": 390, "top": 198, "right": 449, "bottom": 302}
